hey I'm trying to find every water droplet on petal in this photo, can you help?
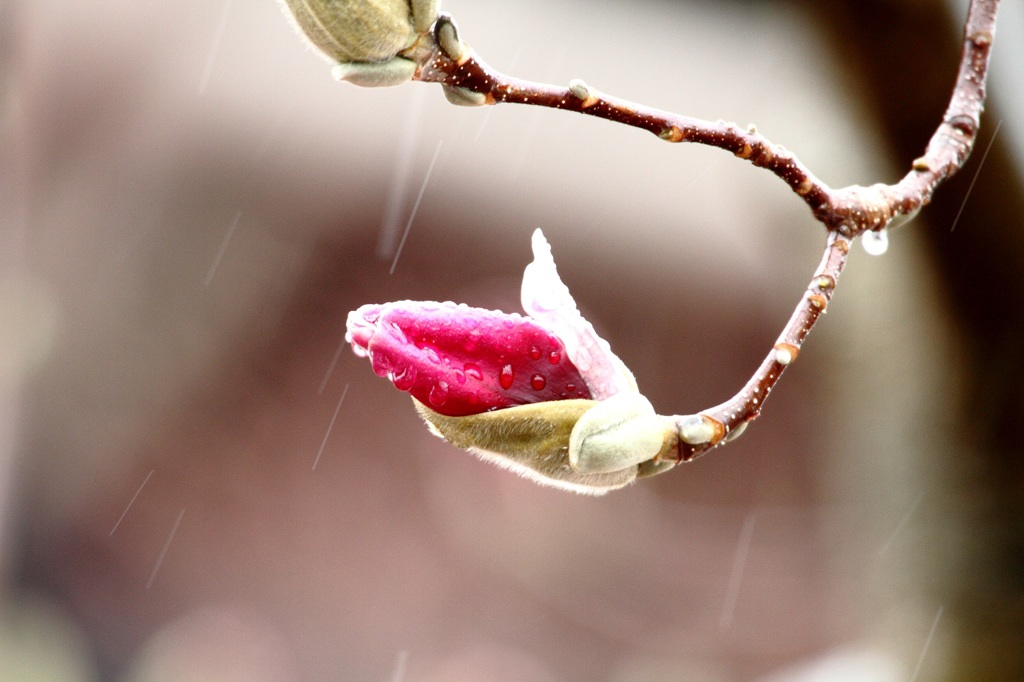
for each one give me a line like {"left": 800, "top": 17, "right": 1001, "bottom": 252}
{"left": 417, "top": 344, "right": 441, "bottom": 364}
{"left": 531, "top": 374, "right": 546, "bottom": 390}
{"left": 862, "top": 229, "right": 889, "bottom": 255}
{"left": 566, "top": 383, "right": 576, "bottom": 393}
{"left": 392, "top": 366, "right": 416, "bottom": 390}
{"left": 454, "top": 369, "right": 466, "bottom": 384}
{"left": 548, "top": 351, "right": 561, "bottom": 364}
{"left": 429, "top": 381, "right": 449, "bottom": 407}
{"left": 387, "top": 321, "right": 405, "bottom": 339}
{"left": 372, "top": 355, "right": 392, "bottom": 377}
{"left": 529, "top": 346, "right": 541, "bottom": 360}
{"left": 464, "top": 363, "right": 483, "bottom": 381}
{"left": 499, "top": 364, "right": 514, "bottom": 390}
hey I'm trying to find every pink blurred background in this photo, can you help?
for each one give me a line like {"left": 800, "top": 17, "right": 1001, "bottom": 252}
{"left": 2, "top": 0, "right": 1022, "bottom": 680}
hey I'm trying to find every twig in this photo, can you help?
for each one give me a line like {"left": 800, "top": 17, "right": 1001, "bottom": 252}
{"left": 415, "top": 0, "right": 998, "bottom": 238}
{"left": 675, "top": 231, "right": 850, "bottom": 460}
{"left": 412, "top": 0, "right": 999, "bottom": 461}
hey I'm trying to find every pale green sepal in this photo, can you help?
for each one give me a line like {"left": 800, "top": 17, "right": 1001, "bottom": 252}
{"left": 332, "top": 58, "right": 417, "bottom": 87}
{"left": 410, "top": 0, "right": 440, "bottom": 33}
{"left": 568, "top": 392, "right": 676, "bottom": 474}
{"left": 415, "top": 400, "right": 640, "bottom": 494}
{"left": 442, "top": 85, "right": 488, "bottom": 106}
{"left": 637, "top": 458, "right": 677, "bottom": 479}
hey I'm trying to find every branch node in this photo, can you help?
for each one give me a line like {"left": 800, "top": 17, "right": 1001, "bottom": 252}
{"left": 659, "top": 126, "right": 685, "bottom": 143}
{"left": 724, "top": 420, "right": 749, "bottom": 443}
{"left": 969, "top": 30, "right": 993, "bottom": 47}
{"left": 434, "top": 14, "right": 465, "bottom": 62}
{"left": 568, "top": 78, "right": 597, "bottom": 106}
{"left": 912, "top": 156, "right": 933, "bottom": 172}
{"left": 753, "top": 146, "right": 774, "bottom": 166}
{"left": 814, "top": 275, "right": 836, "bottom": 291}
{"left": 678, "top": 415, "right": 724, "bottom": 446}
{"left": 945, "top": 113, "right": 979, "bottom": 138}
{"left": 735, "top": 142, "right": 754, "bottom": 159}
{"left": 773, "top": 343, "right": 799, "bottom": 366}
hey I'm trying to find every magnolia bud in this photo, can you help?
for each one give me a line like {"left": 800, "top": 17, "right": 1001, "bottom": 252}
{"left": 279, "top": 0, "right": 440, "bottom": 86}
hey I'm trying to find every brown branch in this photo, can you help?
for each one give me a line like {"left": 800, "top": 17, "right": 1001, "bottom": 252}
{"left": 408, "top": 0, "right": 1000, "bottom": 466}
{"left": 881, "top": 0, "right": 999, "bottom": 221}
{"left": 415, "top": 46, "right": 834, "bottom": 223}
{"left": 671, "top": 232, "right": 850, "bottom": 462}
{"left": 416, "top": 0, "right": 998, "bottom": 238}
{"left": 671, "top": 0, "right": 997, "bottom": 460}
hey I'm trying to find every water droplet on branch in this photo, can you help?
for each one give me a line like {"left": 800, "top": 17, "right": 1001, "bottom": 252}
{"left": 862, "top": 229, "right": 889, "bottom": 255}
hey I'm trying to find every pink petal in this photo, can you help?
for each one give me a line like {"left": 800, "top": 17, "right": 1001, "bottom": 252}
{"left": 521, "top": 229, "right": 638, "bottom": 399}
{"left": 346, "top": 301, "right": 592, "bottom": 416}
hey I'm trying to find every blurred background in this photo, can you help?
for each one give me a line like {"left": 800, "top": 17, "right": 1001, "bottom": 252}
{"left": 1, "top": 0, "right": 1022, "bottom": 679}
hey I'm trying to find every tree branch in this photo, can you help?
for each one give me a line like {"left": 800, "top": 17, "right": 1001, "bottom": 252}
{"left": 672, "top": 232, "right": 850, "bottom": 461}
{"left": 416, "top": 0, "right": 998, "bottom": 238}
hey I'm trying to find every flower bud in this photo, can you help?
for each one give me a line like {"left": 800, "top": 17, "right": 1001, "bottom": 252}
{"left": 279, "top": 0, "right": 436, "bottom": 64}
{"left": 350, "top": 229, "right": 677, "bottom": 494}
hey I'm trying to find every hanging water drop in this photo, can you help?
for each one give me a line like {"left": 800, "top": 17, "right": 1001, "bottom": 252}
{"left": 428, "top": 381, "right": 449, "bottom": 407}
{"left": 372, "top": 354, "right": 392, "bottom": 377}
{"left": 392, "top": 366, "right": 416, "bottom": 390}
{"left": 862, "top": 229, "right": 889, "bottom": 255}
